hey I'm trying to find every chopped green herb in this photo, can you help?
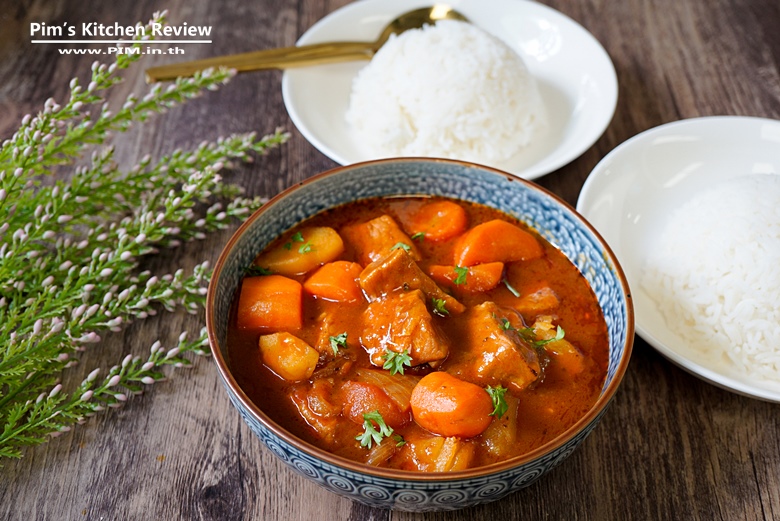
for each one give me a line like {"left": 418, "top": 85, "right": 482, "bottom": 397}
{"left": 486, "top": 386, "right": 509, "bottom": 418}
{"left": 393, "top": 434, "right": 406, "bottom": 447}
{"left": 432, "top": 297, "right": 450, "bottom": 317}
{"left": 534, "top": 325, "right": 566, "bottom": 347}
{"left": 499, "top": 316, "right": 516, "bottom": 332}
{"left": 518, "top": 325, "right": 566, "bottom": 347}
{"left": 356, "top": 411, "right": 394, "bottom": 449}
{"left": 390, "top": 242, "right": 411, "bottom": 253}
{"left": 518, "top": 327, "right": 536, "bottom": 342}
{"left": 298, "top": 242, "right": 313, "bottom": 254}
{"left": 284, "top": 231, "right": 305, "bottom": 250}
{"left": 244, "top": 265, "right": 273, "bottom": 276}
{"left": 329, "top": 332, "right": 348, "bottom": 355}
{"left": 411, "top": 232, "right": 425, "bottom": 242}
{"left": 382, "top": 349, "right": 412, "bottom": 375}
{"left": 502, "top": 277, "right": 521, "bottom": 298}
{"left": 453, "top": 266, "right": 469, "bottom": 285}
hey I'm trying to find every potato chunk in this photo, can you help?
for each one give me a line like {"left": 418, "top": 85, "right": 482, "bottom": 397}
{"left": 253, "top": 227, "right": 344, "bottom": 276}
{"left": 259, "top": 332, "right": 319, "bottom": 381}
{"left": 404, "top": 435, "right": 476, "bottom": 472}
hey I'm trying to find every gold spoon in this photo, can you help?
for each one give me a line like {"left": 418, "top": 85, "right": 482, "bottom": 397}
{"left": 145, "top": 5, "right": 467, "bottom": 83}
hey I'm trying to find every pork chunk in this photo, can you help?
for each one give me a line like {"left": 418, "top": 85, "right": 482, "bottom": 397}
{"left": 341, "top": 215, "right": 421, "bottom": 266}
{"left": 514, "top": 285, "right": 560, "bottom": 315}
{"left": 447, "top": 301, "right": 544, "bottom": 393}
{"left": 359, "top": 248, "right": 465, "bottom": 314}
{"left": 361, "top": 289, "right": 449, "bottom": 368}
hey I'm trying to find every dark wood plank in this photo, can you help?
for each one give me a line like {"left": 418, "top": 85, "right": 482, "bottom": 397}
{"left": 1, "top": 0, "right": 779, "bottom": 520}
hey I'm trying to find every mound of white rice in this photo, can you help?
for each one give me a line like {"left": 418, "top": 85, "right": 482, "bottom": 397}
{"left": 345, "top": 20, "right": 546, "bottom": 164}
{"left": 641, "top": 174, "right": 780, "bottom": 384}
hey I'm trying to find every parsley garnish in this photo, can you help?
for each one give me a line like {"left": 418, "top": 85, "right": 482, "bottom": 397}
{"left": 356, "top": 411, "right": 393, "bottom": 449}
{"left": 518, "top": 325, "right": 566, "bottom": 347}
{"left": 533, "top": 325, "right": 565, "bottom": 347}
{"left": 453, "top": 266, "right": 469, "bottom": 285}
{"left": 244, "top": 265, "right": 273, "bottom": 276}
{"left": 411, "top": 232, "right": 425, "bottom": 242}
{"left": 393, "top": 434, "right": 406, "bottom": 447}
{"left": 284, "top": 231, "right": 305, "bottom": 250}
{"left": 298, "top": 242, "right": 313, "bottom": 254}
{"left": 498, "top": 316, "right": 516, "bottom": 332}
{"left": 502, "top": 277, "right": 521, "bottom": 297}
{"left": 390, "top": 242, "right": 411, "bottom": 253}
{"left": 329, "top": 332, "right": 347, "bottom": 355}
{"left": 382, "top": 349, "right": 412, "bottom": 375}
{"left": 431, "top": 297, "right": 449, "bottom": 317}
{"left": 486, "top": 386, "right": 509, "bottom": 418}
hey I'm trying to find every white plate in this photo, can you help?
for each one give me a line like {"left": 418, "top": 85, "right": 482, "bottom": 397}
{"left": 576, "top": 116, "right": 780, "bottom": 402}
{"left": 282, "top": 0, "right": 617, "bottom": 180}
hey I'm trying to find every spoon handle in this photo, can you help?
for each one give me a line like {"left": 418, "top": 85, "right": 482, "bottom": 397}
{"left": 145, "top": 41, "right": 375, "bottom": 83}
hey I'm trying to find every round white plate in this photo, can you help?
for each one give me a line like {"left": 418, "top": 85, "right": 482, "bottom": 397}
{"left": 576, "top": 116, "right": 780, "bottom": 402}
{"left": 282, "top": 0, "right": 617, "bottom": 180}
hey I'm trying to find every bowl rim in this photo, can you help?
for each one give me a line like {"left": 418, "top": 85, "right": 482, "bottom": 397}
{"left": 206, "top": 156, "right": 635, "bottom": 481}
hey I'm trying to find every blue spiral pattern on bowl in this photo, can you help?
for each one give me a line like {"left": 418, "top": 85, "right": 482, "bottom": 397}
{"left": 211, "top": 159, "right": 631, "bottom": 512}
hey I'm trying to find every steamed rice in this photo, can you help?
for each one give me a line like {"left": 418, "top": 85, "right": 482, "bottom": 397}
{"left": 345, "top": 20, "right": 546, "bottom": 164}
{"left": 641, "top": 174, "right": 780, "bottom": 384}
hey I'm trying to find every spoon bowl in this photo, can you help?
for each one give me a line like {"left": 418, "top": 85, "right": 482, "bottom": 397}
{"left": 145, "top": 5, "right": 467, "bottom": 82}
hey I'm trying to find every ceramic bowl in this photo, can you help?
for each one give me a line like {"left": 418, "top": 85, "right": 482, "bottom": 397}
{"left": 206, "top": 158, "right": 634, "bottom": 512}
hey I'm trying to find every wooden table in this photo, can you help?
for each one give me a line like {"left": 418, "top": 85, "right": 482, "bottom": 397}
{"left": 2, "top": 0, "right": 779, "bottom": 519}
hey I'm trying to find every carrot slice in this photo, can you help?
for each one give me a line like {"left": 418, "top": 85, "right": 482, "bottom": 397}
{"left": 236, "top": 275, "right": 302, "bottom": 330}
{"left": 452, "top": 219, "right": 543, "bottom": 266}
{"left": 428, "top": 262, "right": 504, "bottom": 294}
{"left": 341, "top": 380, "right": 409, "bottom": 429}
{"left": 303, "top": 261, "right": 364, "bottom": 302}
{"left": 410, "top": 372, "right": 493, "bottom": 438}
{"left": 405, "top": 200, "right": 468, "bottom": 242}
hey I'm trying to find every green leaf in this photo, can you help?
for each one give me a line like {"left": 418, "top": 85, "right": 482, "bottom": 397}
{"left": 355, "top": 410, "right": 394, "bottom": 449}
{"left": 502, "top": 277, "right": 521, "bottom": 297}
{"left": 329, "top": 332, "right": 347, "bottom": 356}
{"left": 517, "top": 325, "right": 566, "bottom": 348}
{"left": 411, "top": 232, "right": 425, "bottom": 242}
{"left": 382, "top": 349, "right": 412, "bottom": 375}
{"left": 393, "top": 434, "right": 406, "bottom": 447}
{"left": 534, "top": 325, "right": 566, "bottom": 347}
{"left": 496, "top": 315, "right": 515, "bottom": 332}
{"left": 431, "top": 297, "right": 449, "bottom": 317}
{"left": 298, "top": 242, "right": 313, "bottom": 254}
{"left": 486, "top": 385, "right": 508, "bottom": 418}
{"left": 453, "top": 266, "right": 469, "bottom": 285}
{"left": 390, "top": 242, "right": 411, "bottom": 253}
{"left": 284, "top": 231, "right": 304, "bottom": 250}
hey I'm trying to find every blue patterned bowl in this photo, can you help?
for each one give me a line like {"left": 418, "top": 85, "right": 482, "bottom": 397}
{"left": 206, "top": 158, "right": 634, "bottom": 512}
